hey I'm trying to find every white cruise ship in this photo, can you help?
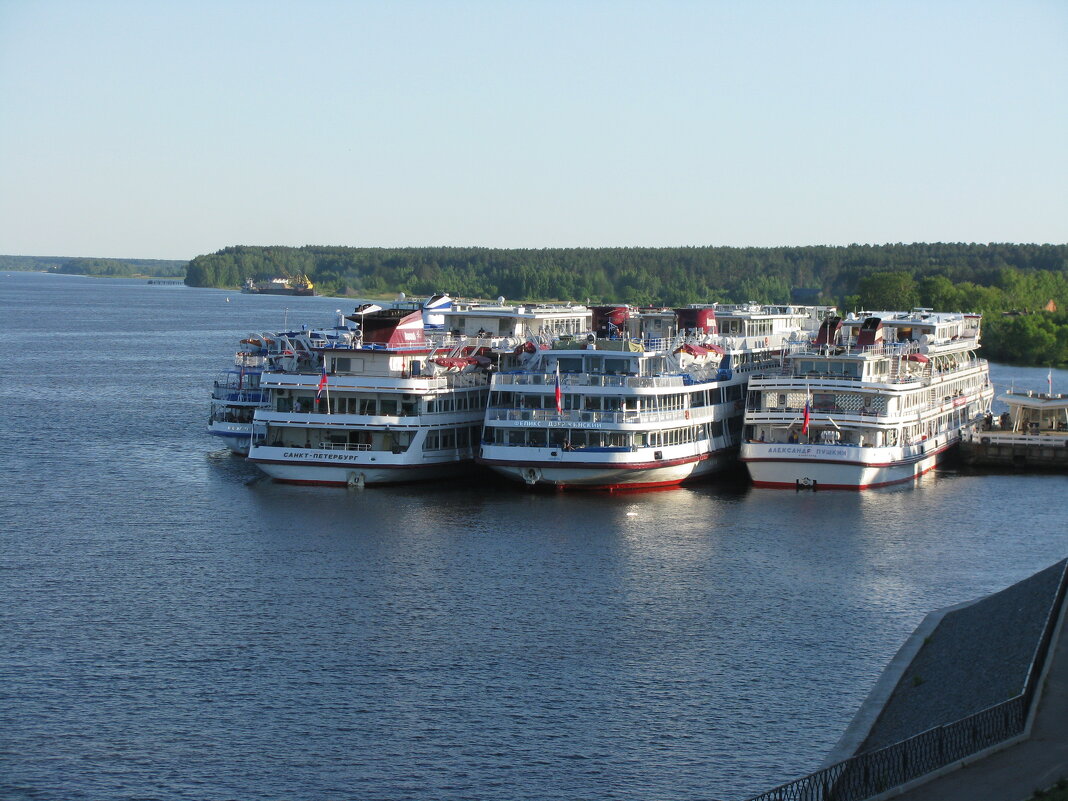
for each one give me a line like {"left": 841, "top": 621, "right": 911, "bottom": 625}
{"left": 247, "top": 300, "right": 591, "bottom": 486}
{"left": 477, "top": 304, "right": 831, "bottom": 490}
{"left": 740, "top": 309, "right": 994, "bottom": 490}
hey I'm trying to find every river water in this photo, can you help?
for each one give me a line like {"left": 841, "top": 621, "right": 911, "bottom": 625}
{"left": 2, "top": 271, "right": 1066, "bottom": 801}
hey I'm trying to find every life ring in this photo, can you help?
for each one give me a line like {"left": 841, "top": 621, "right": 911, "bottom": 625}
{"left": 684, "top": 410, "right": 691, "bottom": 419}
{"left": 764, "top": 337, "right": 770, "bottom": 346}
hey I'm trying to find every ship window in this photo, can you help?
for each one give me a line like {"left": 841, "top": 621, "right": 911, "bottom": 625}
{"left": 604, "top": 358, "right": 629, "bottom": 374}
{"left": 548, "top": 428, "right": 568, "bottom": 446}
{"left": 334, "top": 358, "right": 351, "bottom": 372}
{"left": 557, "top": 357, "right": 583, "bottom": 373}
{"left": 379, "top": 399, "right": 398, "bottom": 416}
{"left": 813, "top": 392, "right": 837, "bottom": 410}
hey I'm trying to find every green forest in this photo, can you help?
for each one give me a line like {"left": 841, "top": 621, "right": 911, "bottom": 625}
{"left": 0, "top": 255, "right": 187, "bottom": 277}
{"left": 185, "top": 243, "right": 1068, "bottom": 365}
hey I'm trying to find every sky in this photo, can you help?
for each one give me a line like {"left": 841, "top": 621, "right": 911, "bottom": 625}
{"left": 1, "top": 0, "right": 1066, "bottom": 260}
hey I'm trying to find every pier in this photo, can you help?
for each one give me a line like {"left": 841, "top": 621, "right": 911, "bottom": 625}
{"left": 961, "top": 390, "right": 1068, "bottom": 470}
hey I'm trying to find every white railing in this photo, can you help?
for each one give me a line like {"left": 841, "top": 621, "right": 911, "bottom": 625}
{"left": 963, "top": 430, "right": 1068, "bottom": 447}
{"left": 494, "top": 372, "right": 691, "bottom": 389}
{"left": 748, "top": 394, "right": 984, "bottom": 422}
{"left": 750, "top": 358, "right": 989, "bottom": 389}
{"left": 315, "top": 442, "right": 372, "bottom": 451}
{"left": 485, "top": 407, "right": 711, "bottom": 426}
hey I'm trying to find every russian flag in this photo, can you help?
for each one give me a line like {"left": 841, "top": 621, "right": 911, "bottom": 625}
{"left": 802, "top": 397, "right": 810, "bottom": 436}
{"left": 316, "top": 369, "right": 328, "bottom": 402}
{"left": 555, "top": 363, "right": 562, "bottom": 414}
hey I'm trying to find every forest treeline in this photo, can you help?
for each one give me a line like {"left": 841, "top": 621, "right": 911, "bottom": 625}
{"left": 185, "top": 243, "right": 1068, "bottom": 364}
{"left": 0, "top": 255, "right": 187, "bottom": 277}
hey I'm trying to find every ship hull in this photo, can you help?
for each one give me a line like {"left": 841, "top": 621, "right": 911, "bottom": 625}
{"left": 479, "top": 448, "right": 736, "bottom": 490}
{"left": 248, "top": 446, "right": 475, "bottom": 486}
{"left": 241, "top": 287, "right": 315, "bottom": 296}
{"left": 208, "top": 422, "right": 254, "bottom": 455}
{"left": 740, "top": 436, "right": 957, "bottom": 490}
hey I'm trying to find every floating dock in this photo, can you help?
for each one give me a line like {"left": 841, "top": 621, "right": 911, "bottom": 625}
{"left": 960, "top": 390, "right": 1068, "bottom": 469}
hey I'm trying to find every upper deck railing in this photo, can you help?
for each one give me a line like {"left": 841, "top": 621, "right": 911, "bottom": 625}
{"left": 748, "top": 355, "right": 989, "bottom": 389}
{"left": 260, "top": 370, "right": 489, "bottom": 391}
{"left": 494, "top": 368, "right": 733, "bottom": 391}
{"left": 485, "top": 405, "right": 720, "bottom": 427}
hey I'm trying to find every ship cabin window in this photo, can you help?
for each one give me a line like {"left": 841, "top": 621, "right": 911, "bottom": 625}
{"left": 331, "top": 357, "right": 364, "bottom": 374}
{"left": 604, "top": 358, "right": 631, "bottom": 375}
{"left": 379, "top": 399, "right": 398, "bottom": 416}
{"left": 557, "top": 357, "right": 583, "bottom": 373}
{"left": 586, "top": 356, "right": 604, "bottom": 373}
{"left": 813, "top": 392, "right": 838, "bottom": 411}
{"left": 800, "top": 360, "right": 860, "bottom": 378}
{"left": 645, "top": 356, "right": 666, "bottom": 375}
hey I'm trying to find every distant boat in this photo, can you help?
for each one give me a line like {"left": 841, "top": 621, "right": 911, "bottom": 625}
{"left": 241, "top": 274, "right": 316, "bottom": 296}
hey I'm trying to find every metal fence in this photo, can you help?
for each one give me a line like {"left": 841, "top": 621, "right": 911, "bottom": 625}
{"left": 744, "top": 560, "right": 1068, "bottom": 801}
